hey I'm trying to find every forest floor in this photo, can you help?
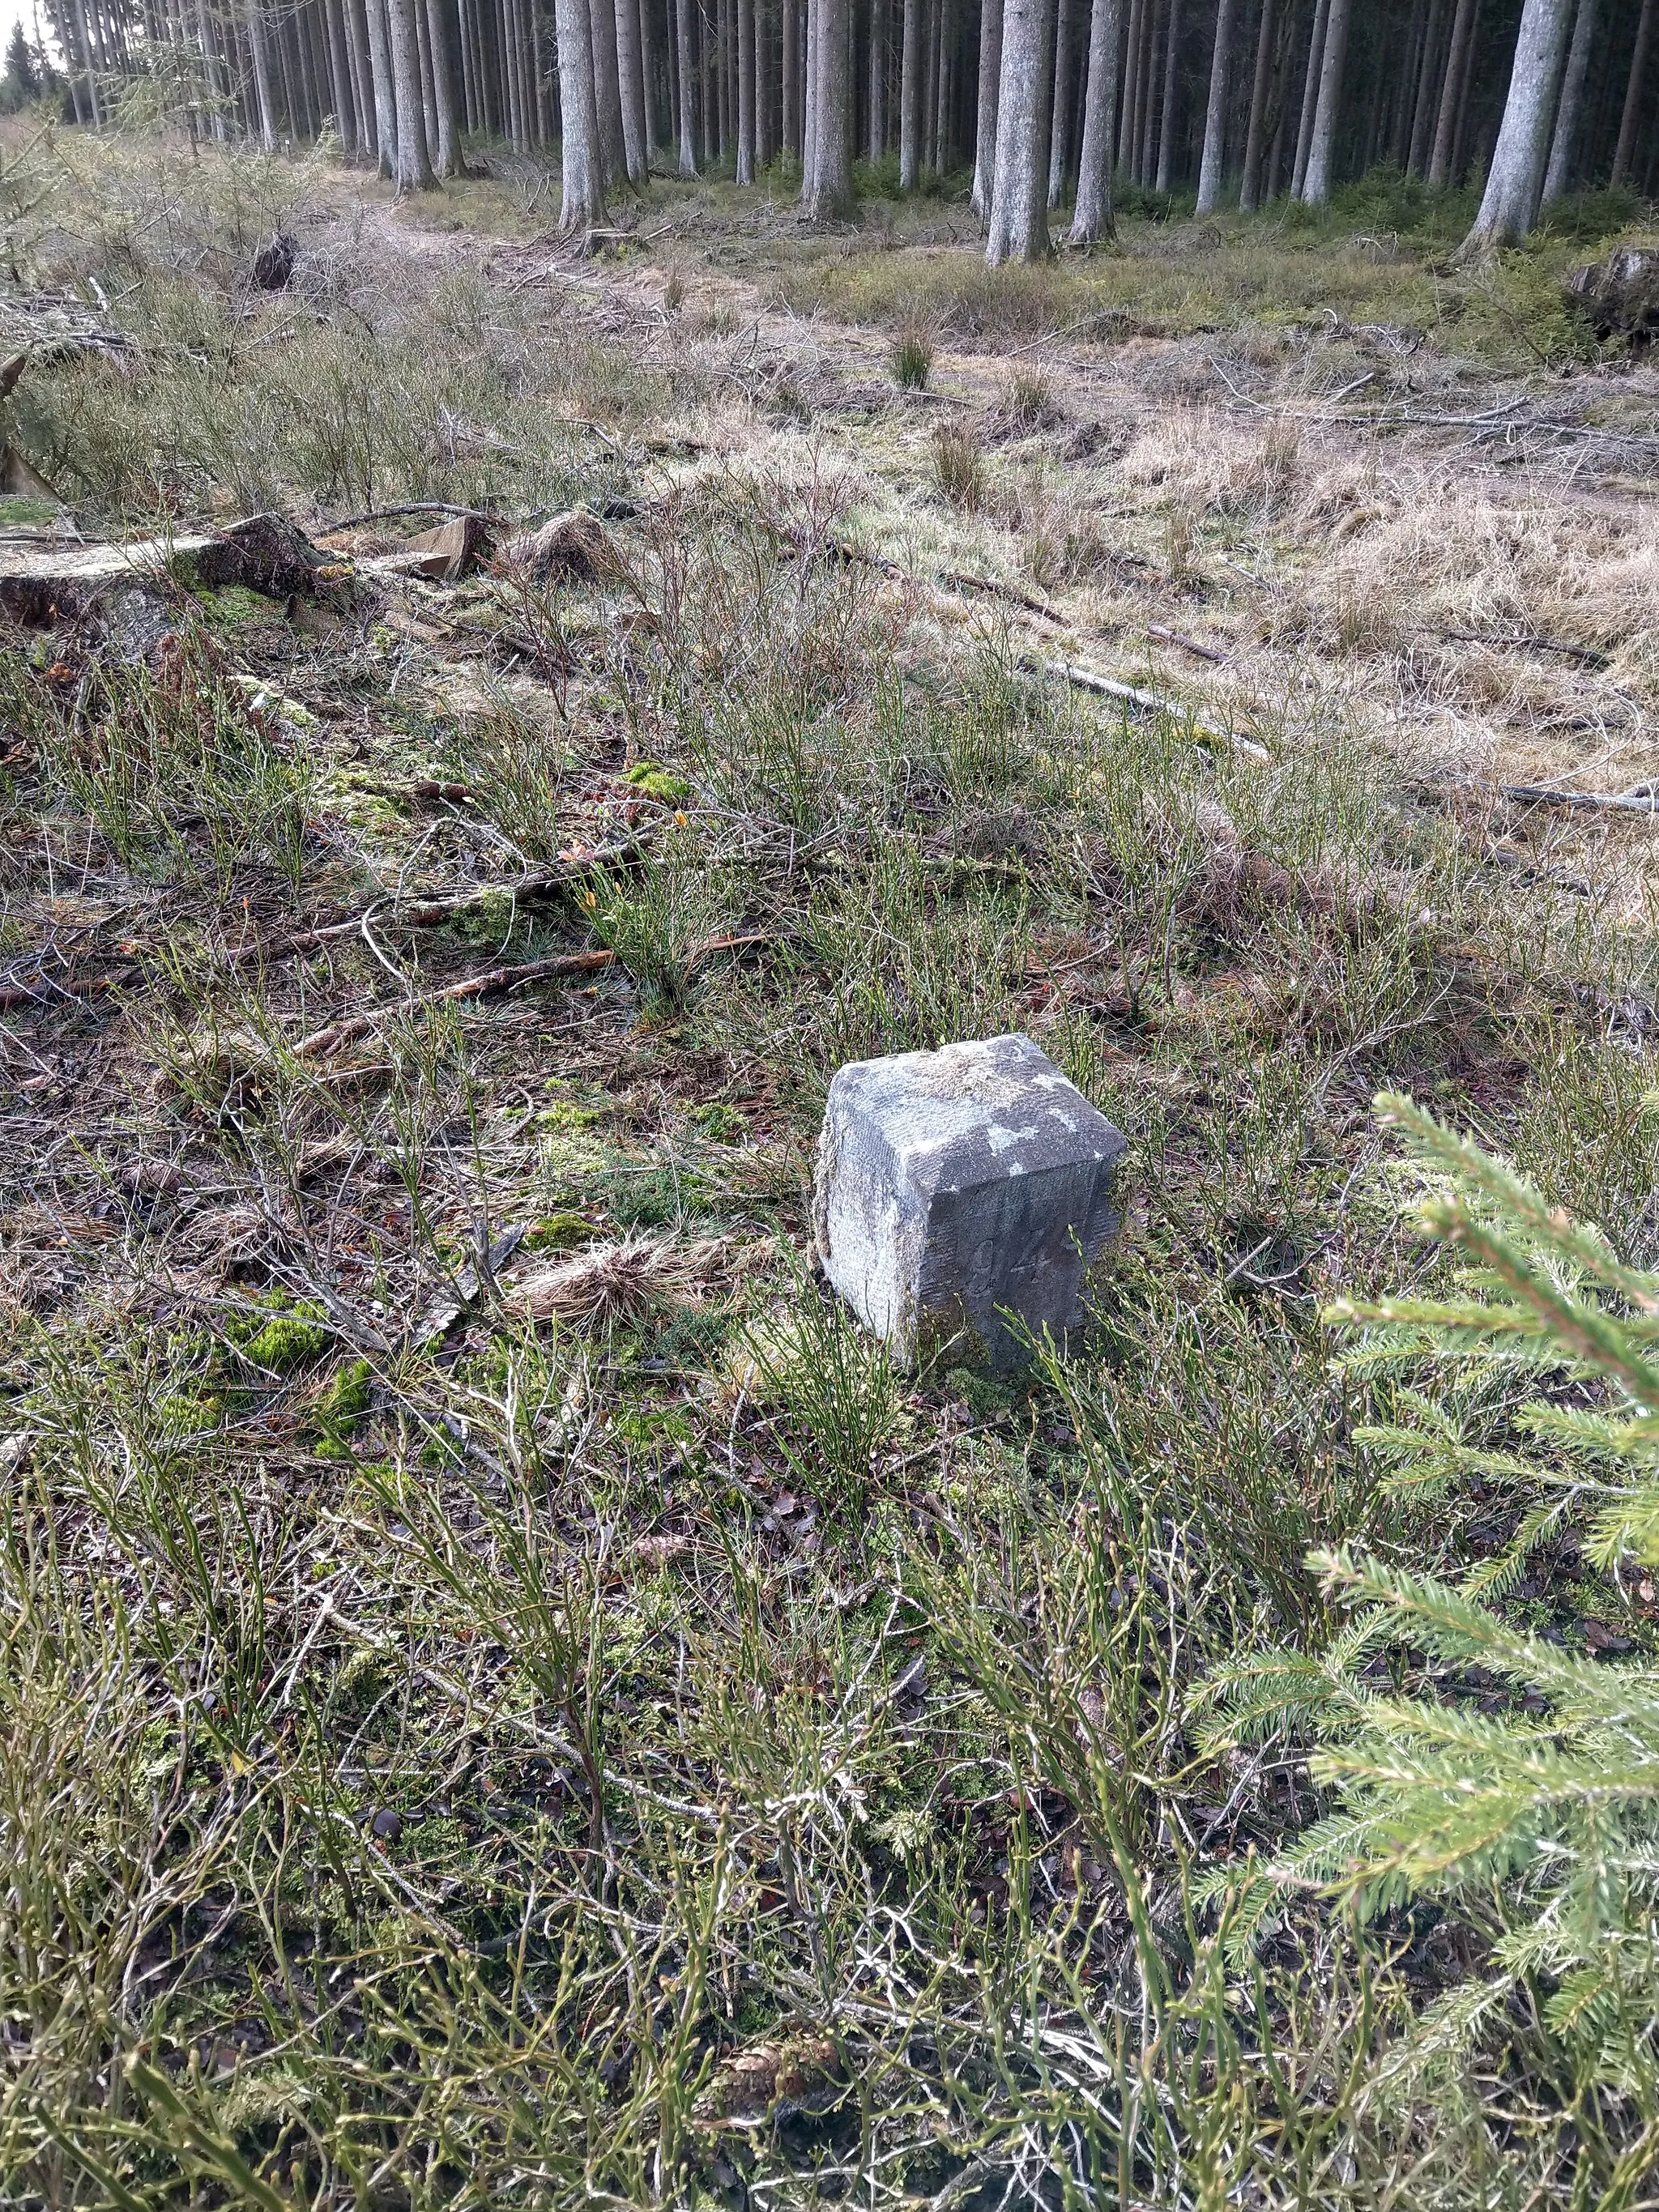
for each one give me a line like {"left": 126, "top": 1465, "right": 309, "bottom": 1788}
{"left": 2, "top": 122, "right": 1659, "bottom": 2207}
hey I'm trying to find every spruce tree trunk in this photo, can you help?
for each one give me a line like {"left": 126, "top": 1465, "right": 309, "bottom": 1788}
{"left": 1195, "top": 0, "right": 1238, "bottom": 211}
{"left": 246, "top": 0, "right": 277, "bottom": 147}
{"left": 1137, "top": 0, "right": 1163, "bottom": 177}
{"left": 1068, "top": 0, "right": 1120, "bottom": 239}
{"left": 1239, "top": 0, "right": 1276, "bottom": 207}
{"left": 1612, "top": 0, "right": 1655, "bottom": 185}
{"left": 324, "top": 0, "right": 356, "bottom": 145}
{"left": 557, "top": 0, "right": 610, "bottom": 224}
{"left": 971, "top": 0, "right": 1003, "bottom": 207}
{"left": 1299, "top": 0, "right": 1350, "bottom": 199}
{"left": 1154, "top": 0, "right": 1180, "bottom": 188}
{"left": 1122, "top": 0, "right": 1145, "bottom": 177}
{"left": 716, "top": 0, "right": 731, "bottom": 151}
{"left": 899, "top": 0, "right": 921, "bottom": 181}
{"left": 413, "top": 0, "right": 437, "bottom": 152}
{"left": 1046, "top": 0, "right": 1075, "bottom": 202}
{"left": 923, "top": 0, "right": 939, "bottom": 166}
{"left": 1542, "top": 0, "right": 1595, "bottom": 198}
{"left": 867, "top": 0, "right": 881, "bottom": 156}
{"left": 801, "top": 0, "right": 851, "bottom": 208}
{"left": 638, "top": 0, "right": 660, "bottom": 152}
{"left": 937, "top": 0, "right": 954, "bottom": 162}
{"left": 985, "top": 0, "right": 1053, "bottom": 261}
{"left": 424, "top": 0, "right": 458, "bottom": 169}
{"left": 736, "top": 0, "right": 755, "bottom": 173}
{"left": 343, "top": 0, "right": 373, "bottom": 146}
{"left": 1428, "top": 0, "right": 1476, "bottom": 185}
{"left": 783, "top": 0, "right": 800, "bottom": 148}
{"left": 1290, "top": 0, "right": 1328, "bottom": 194}
{"left": 386, "top": 0, "right": 434, "bottom": 178}
{"left": 675, "top": 0, "right": 699, "bottom": 166}
{"left": 362, "top": 0, "right": 397, "bottom": 170}
{"left": 1406, "top": 0, "right": 1446, "bottom": 175}
{"left": 1456, "top": 0, "right": 1574, "bottom": 253}
{"left": 590, "top": 0, "right": 629, "bottom": 181}
{"left": 616, "top": 0, "right": 650, "bottom": 175}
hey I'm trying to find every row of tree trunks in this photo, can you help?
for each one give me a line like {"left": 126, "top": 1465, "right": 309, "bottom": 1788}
{"left": 39, "top": 0, "right": 1659, "bottom": 229}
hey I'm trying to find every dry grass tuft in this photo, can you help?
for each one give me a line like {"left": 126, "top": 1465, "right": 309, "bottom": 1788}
{"left": 505, "top": 1234, "right": 733, "bottom": 1326}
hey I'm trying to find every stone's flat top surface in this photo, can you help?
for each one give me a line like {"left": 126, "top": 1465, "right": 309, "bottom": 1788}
{"left": 827, "top": 1034, "right": 1125, "bottom": 1197}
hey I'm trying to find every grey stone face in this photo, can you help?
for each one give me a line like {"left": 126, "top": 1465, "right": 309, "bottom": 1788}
{"left": 813, "top": 1034, "right": 1128, "bottom": 1370}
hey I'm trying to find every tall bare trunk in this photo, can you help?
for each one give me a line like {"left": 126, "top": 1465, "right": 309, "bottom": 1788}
{"left": 1299, "top": 0, "right": 1350, "bottom": 199}
{"left": 1121, "top": 0, "right": 1145, "bottom": 177}
{"left": 1196, "top": 0, "right": 1238, "bottom": 210}
{"left": 923, "top": 0, "right": 939, "bottom": 166}
{"left": 736, "top": 0, "right": 754, "bottom": 171}
{"left": 557, "top": 0, "right": 610, "bottom": 223}
{"left": 1612, "top": 0, "right": 1655, "bottom": 185}
{"left": 971, "top": 0, "right": 1002, "bottom": 207}
{"left": 1542, "top": 0, "right": 1595, "bottom": 198}
{"left": 675, "top": 0, "right": 699, "bottom": 164}
{"left": 945, "top": 5, "right": 960, "bottom": 166}
{"left": 323, "top": 0, "right": 356, "bottom": 143}
{"left": 423, "top": 0, "right": 458, "bottom": 169}
{"left": 386, "top": 0, "right": 434, "bottom": 177}
{"left": 1406, "top": 0, "right": 1445, "bottom": 175}
{"left": 1290, "top": 0, "right": 1328, "bottom": 194}
{"left": 783, "top": 0, "right": 800, "bottom": 148}
{"left": 1428, "top": 0, "right": 1476, "bottom": 185}
{"left": 361, "top": 0, "right": 397, "bottom": 167}
{"left": 1135, "top": 0, "right": 1160, "bottom": 177}
{"left": 898, "top": 0, "right": 921, "bottom": 180}
{"left": 1153, "top": 0, "right": 1179, "bottom": 187}
{"left": 617, "top": 0, "right": 650, "bottom": 174}
{"left": 1457, "top": 0, "right": 1574, "bottom": 252}
{"left": 1239, "top": 0, "right": 1275, "bottom": 207}
{"left": 245, "top": 0, "right": 277, "bottom": 145}
{"left": 868, "top": 0, "right": 885, "bottom": 156}
{"left": 801, "top": 0, "right": 851, "bottom": 208}
{"left": 985, "top": 0, "right": 1052, "bottom": 260}
{"left": 1069, "top": 0, "right": 1120, "bottom": 237}
{"left": 1046, "top": 0, "right": 1074, "bottom": 200}
{"left": 590, "top": 0, "right": 629, "bottom": 180}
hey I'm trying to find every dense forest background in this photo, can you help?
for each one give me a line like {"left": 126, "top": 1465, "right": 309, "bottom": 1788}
{"left": 2, "top": 0, "right": 1653, "bottom": 252}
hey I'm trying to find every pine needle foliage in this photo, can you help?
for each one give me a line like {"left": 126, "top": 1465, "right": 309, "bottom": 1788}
{"left": 1203, "top": 1093, "right": 1659, "bottom": 2116}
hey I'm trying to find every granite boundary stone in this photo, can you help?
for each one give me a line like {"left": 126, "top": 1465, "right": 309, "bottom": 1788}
{"left": 812, "top": 1033, "right": 1128, "bottom": 1370}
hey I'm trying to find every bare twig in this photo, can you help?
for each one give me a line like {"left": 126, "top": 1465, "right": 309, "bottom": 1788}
{"left": 293, "top": 950, "right": 616, "bottom": 1059}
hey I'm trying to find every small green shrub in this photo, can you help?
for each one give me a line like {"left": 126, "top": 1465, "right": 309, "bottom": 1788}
{"left": 743, "top": 1276, "right": 899, "bottom": 1514}
{"left": 889, "top": 327, "right": 934, "bottom": 390}
{"left": 1207, "top": 1093, "right": 1659, "bottom": 2096}
{"left": 930, "top": 423, "right": 983, "bottom": 510}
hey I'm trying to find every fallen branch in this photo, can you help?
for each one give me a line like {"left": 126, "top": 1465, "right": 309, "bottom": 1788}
{"left": 1147, "top": 622, "right": 1226, "bottom": 663}
{"left": 1499, "top": 783, "right": 1659, "bottom": 815}
{"left": 290, "top": 926, "right": 773, "bottom": 1059}
{"left": 1438, "top": 629, "right": 1610, "bottom": 669}
{"left": 224, "top": 837, "right": 651, "bottom": 967}
{"left": 322, "top": 501, "right": 510, "bottom": 533}
{"left": 294, "top": 950, "right": 616, "bottom": 1059}
{"left": 1031, "top": 655, "right": 1271, "bottom": 762}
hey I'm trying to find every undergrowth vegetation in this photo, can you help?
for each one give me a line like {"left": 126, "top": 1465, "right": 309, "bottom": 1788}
{"left": 2, "top": 122, "right": 1659, "bottom": 2209}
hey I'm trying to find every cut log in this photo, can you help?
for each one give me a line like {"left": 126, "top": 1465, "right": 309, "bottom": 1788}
{"left": 1565, "top": 247, "right": 1659, "bottom": 347}
{"left": 0, "top": 513, "right": 325, "bottom": 625}
{"left": 252, "top": 233, "right": 298, "bottom": 290}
